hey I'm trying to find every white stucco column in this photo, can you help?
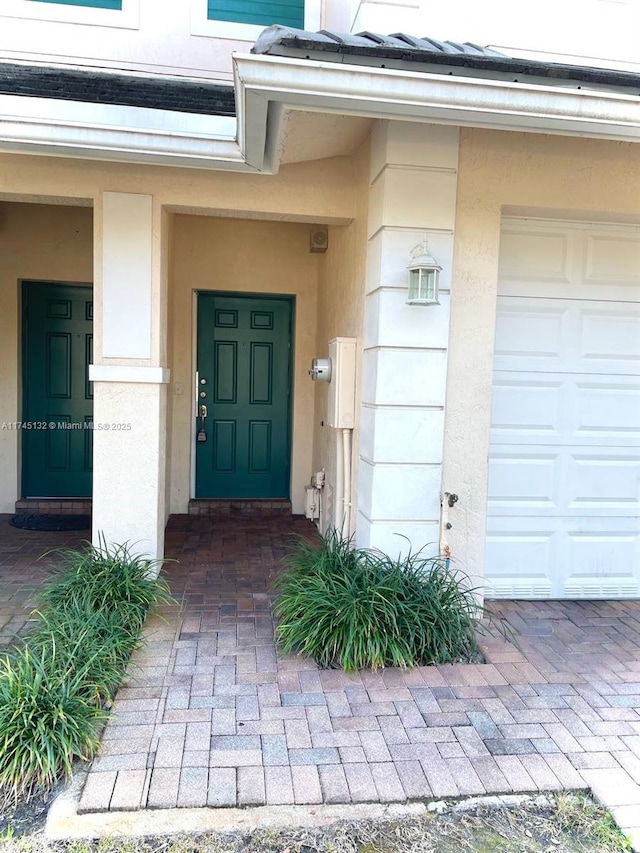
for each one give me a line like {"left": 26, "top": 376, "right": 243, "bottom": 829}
{"left": 90, "top": 192, "right": 169, "bottom": 562}
{"left": 357, "top": 121, "right": 459, "bottom": 558}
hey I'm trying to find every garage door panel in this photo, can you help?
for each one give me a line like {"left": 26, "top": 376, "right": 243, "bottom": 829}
{"left": 485, "top": 524, "right": 555, "bottom": 598}
{"left": 564, "top": 526, "right": 640, "bottom": 598}
{"left": 489, "top": 447, "right": 640, "bottom": 516}
{"left": 493, "top": 302, "right": 569, "bottom": 372}
{"left": 491, "top": 373, "right": 640, "bottom": 448}
{"left": 487, "top": 518, "right": 640, "bottom": 599}
{"left": 498, "top": 229, "right": 570, "bottom": 284}
{"left": 487, "top": 452, "right": 559, "bottom": 512}
{"left": 499, "top": 225, "right": 639, "bottom": 301}
{"left": 585, "top": 234, "right": 640, "bottom": 287}
{"left": 568, "top": 454, "right": 640, "bottom": 512}
{"left": 575, "top": 380, "right": 640, "bottom": 444}
{"left": 487, "top": 221, "right": 640, "bottom": 600}
{"left": 580, "top": 307, "right": 640, "bottom": 372}
{"left": 494, "top": 298, "right": 640, "bottom": 375}
{"left": 491, "top": 379, "right": 562, "bottom": 438}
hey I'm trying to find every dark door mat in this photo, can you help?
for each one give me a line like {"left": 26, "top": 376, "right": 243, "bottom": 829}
{"left": 10, "top": 514, "right": 91, "bottom": 531}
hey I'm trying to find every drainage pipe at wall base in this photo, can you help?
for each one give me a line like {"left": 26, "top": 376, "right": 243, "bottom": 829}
{"left": 334, "top": 429, "right": 344, "bottom": 535}
{"left": 342, "top": 427, "right": 352, "bottom": 539}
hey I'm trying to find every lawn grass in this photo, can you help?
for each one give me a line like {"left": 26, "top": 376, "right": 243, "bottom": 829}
{"left": 0, "top": 793, "right": 632, "bottom": 853}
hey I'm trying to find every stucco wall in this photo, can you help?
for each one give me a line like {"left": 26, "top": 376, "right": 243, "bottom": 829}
{"left": 168, "top": 215, "right": 321, "bottom": 515}
{"left": 0, "top": 153, "right": 356, "bottom": 226}
{"left": 312, "top": 138, "right": 370, "bottom": 535}
{"left": 0, "top": 152, "right": 356, "bottom": 522}
{"left": 0, "top": 202, "right": 93, "bottom": 512}
{"left": 444, "top": 129, "right": 640, "bottom": 591}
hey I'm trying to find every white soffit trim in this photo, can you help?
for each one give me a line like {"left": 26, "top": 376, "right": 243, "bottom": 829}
{"left": 2, "top": 51, "right": 638, "bottom": 172}
{"left": 234, "top": 54, "right": 640, "bottom": 172}
{"left": 89, "top": 365, "right": 170, "bottom": 383}
{"left": 0, "top": 94, "right": 255, "bottom": 171}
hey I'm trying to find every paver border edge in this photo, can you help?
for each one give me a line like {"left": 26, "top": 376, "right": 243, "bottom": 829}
{"left": 45, "top": 773, "right": 426, "bottom": 840}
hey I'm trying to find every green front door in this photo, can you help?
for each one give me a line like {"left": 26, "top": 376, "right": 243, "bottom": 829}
{"left": 22, "top": 282, "right": 93, "bottom": 498}
{"left": 196, "top": 293, "right": 292, "bottom": 499}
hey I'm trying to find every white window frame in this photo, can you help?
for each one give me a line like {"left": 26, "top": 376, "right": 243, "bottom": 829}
{"left": 1, "top": 0, "right": 140, "bottom": 30}
{"left": 190, "top": 0, "right": 320, "bottom": 41}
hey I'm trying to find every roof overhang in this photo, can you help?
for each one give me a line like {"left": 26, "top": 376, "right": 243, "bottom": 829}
{"left": 0, "top": 40, "right": 638, "bottom": 172}
{"left": 234, "top": 53, "right": 640, "bottom": 173}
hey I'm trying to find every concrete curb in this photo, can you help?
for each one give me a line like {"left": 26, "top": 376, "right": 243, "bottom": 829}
{"left": 46, "top": 773, "right": 426, "bottom": 840}
{"left": 49, "top": 774, "right": 633, "bottom": 848}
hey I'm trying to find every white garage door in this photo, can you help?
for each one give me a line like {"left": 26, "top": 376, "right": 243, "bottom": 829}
{"left": 486, "top": 221, "right": 640, "bottom": 599}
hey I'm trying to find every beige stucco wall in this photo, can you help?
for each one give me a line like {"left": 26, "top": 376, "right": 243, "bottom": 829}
{"left": 0, "top": 152, "right": 357, "bottom": 522}
{"left": 168, "top": 215, "right": 321, "bottom": 515}
{"left": 444, "top": 129, "right": 640, "bottom": 590}
{"left": 0, "top": 202, "right": 93, "bottom": 512}
{"left": 313, "top": 139, "right": 370, "bottom": 535}
{"left": 0, "top": 153, "right": 356, "bottom": 225}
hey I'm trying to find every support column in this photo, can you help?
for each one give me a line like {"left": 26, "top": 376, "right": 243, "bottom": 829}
{"left": 357, "top": 121, "right": 459, "bottom": 557}
{"left": 90, "top": 192, "right": 169, "bottom": 563}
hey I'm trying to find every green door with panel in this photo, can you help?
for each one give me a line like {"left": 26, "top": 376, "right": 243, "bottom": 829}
{"left": 196, "top": 293, "right": 292, "bottom": 499}
{"left": 22, "top": 282, "right": 93, "bottom": 498}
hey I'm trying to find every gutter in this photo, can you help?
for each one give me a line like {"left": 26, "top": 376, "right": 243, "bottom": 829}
{"left": 234, "top": 53, "right": 640, "bottom": 173}
{"left": 0, "top": 61, "right": 254, "bottom": 171}
{"left": 0, "top": 48, "right": 638, "bottom": 172}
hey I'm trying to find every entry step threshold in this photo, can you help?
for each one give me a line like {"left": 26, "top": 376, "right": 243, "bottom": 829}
{"left": 188, "top": 499, "right": 292, "bottom": 517}
{"left": 15, "top": 499, "right": 92, "bottom": 516}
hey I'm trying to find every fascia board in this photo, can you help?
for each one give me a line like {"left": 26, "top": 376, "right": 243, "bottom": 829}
{"left": 234, "top": 54, "right": 640, "bottom": 169}
{"left": 0, "top": 94, "right": 256, "bottom": 171}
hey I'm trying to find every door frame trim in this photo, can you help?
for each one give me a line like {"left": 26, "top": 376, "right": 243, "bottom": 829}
{"left": 191, "top": 289, "right": 295, "bottom": 500}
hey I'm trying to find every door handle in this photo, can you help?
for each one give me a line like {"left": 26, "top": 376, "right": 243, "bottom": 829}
{"left": 197, "top": 404, "right": 207, "bottom": 442}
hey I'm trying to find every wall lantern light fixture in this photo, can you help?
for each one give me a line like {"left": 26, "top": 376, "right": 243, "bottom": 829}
{"left": 406, "top": 242, "right": 441, "bottom": 305}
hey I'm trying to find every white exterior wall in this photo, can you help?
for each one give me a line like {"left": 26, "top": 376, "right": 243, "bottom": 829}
{"left": 91, "top": 191, "right": 169, "bottom": 562}
{"left": 351, "top": 0, "right": 640, "bottom": 70}
{"left": 357, "top": 121, "right": 459, "bottom": 557}
{"left": 3, "top": 0, "right": 636, "bottom": 82}
{"left": 0, "top": 0, "right": 324, "bottom": 81}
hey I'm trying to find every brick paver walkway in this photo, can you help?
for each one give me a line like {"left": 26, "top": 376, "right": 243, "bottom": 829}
{"left": 2, "top": 513, "right": 640, "bottom": 844}
{"left": 75, "top": 516, "right": 640, "bottom": 843}
{"left": 0, "top": 514, "right": 85, "bottom": 647}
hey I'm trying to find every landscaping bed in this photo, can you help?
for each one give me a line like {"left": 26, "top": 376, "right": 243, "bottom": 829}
{"left": 273, "top": 532, "right": 511, "bottom": 671}
{"left": 0, "top": 541, "right": 170, "bottom": 807}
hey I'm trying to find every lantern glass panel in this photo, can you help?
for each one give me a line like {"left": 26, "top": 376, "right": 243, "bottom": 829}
{"left": 422, "top": 269, "right": 437, "bottom": 302}
{"left": 408, "top": 268, "right": 421, "bottom": 302}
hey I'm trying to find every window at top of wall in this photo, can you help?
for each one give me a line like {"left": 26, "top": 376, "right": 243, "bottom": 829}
{"left": 28, "top": 0, "right": 122, "bottom": 8}
{"left": 207, "top": 0, "right": 304, "bottom": 28}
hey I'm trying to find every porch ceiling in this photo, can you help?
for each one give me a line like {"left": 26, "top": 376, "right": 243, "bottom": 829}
{"left": 279, "top": 111, "right": 373, "bottom": 164}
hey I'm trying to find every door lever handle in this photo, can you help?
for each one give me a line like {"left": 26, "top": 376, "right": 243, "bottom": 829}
{"left": 197, "top": 404, "right": 207, "bottom": 442}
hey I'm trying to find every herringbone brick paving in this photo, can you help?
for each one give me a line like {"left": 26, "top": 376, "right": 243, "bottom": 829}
{"left": 1, "top": 513, "right": 640, "bottom": 845}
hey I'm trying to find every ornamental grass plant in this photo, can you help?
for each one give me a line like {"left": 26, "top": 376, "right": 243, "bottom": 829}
{"left": 273, "top": 530, "right": 488, "bottom": 671}
{"left": 0, "top": 540, "right": 171, "bottom": 805}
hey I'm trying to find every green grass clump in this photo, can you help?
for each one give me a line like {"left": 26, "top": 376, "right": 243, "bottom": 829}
{"left": 38, "top": 541, "right": 169, "bottom": 631}
{"left": 272, "top": 530, "right": 483, "bottom": 671}
{"left": 0, "top": 643, "right": 108, "bottom": 799}
{"left": 0, "top": 540, "right": 171, "bottom": 804}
